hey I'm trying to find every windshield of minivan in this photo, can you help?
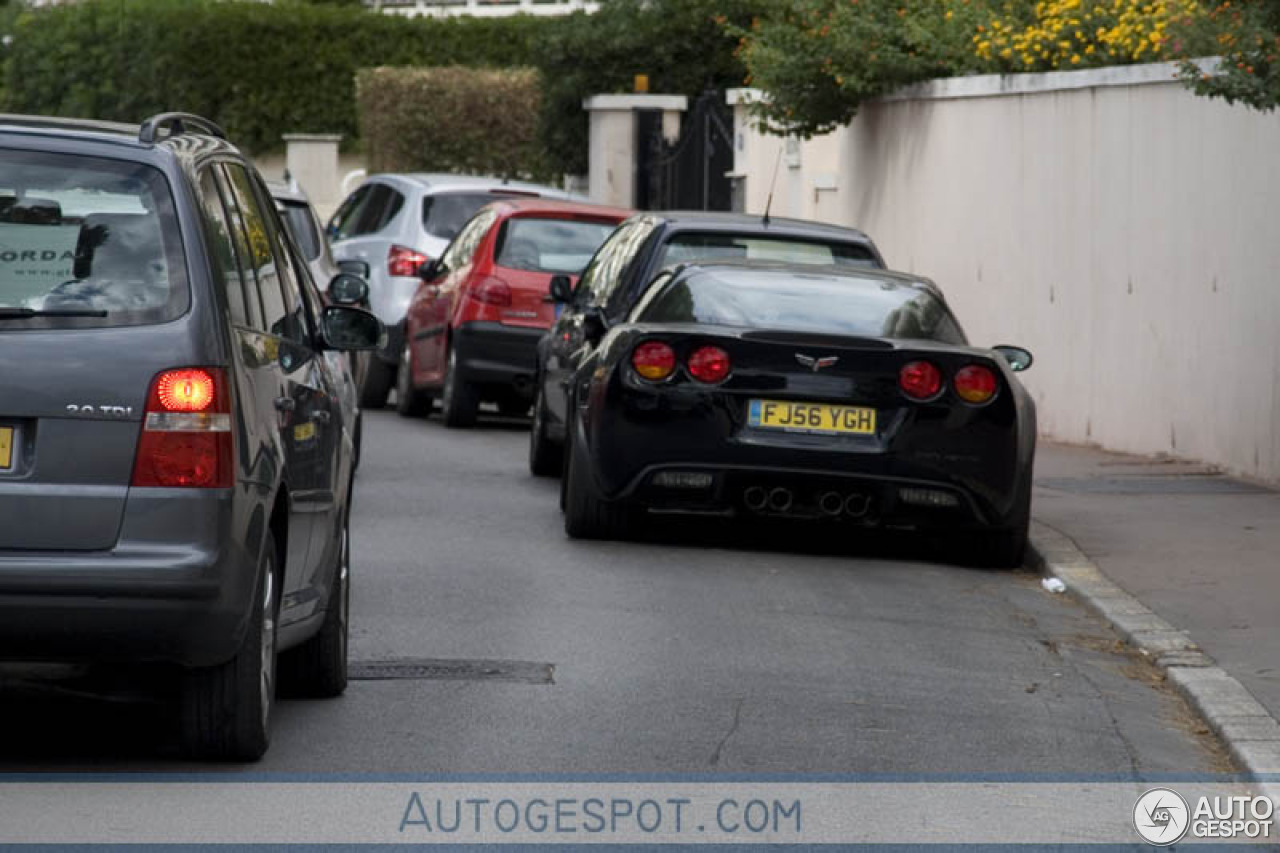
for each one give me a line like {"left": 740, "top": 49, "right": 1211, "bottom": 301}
{"left": 634, "top": 267, "right": 967, "bottom": 343}
{"left": 657, "top": 232, "right": 879, "bottom": 269}
{"left": 0, "top": 149, "right": 187, "bottom": 328}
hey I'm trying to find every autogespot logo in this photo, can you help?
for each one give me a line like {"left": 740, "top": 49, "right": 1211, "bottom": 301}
{"left": 1134, "top": 788, "right": 1190, "bottom": 846}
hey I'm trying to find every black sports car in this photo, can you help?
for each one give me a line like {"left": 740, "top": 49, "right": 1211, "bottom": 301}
{"left": 530, "top": 210, "right": 886, "bottom": 476}
{"left": 559, "top": 261, "right": 1037, "bottom": 567}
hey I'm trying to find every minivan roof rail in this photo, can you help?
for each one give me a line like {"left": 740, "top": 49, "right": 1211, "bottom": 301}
{"left": 138, "top": 112, "right": 226, "bottom": 144}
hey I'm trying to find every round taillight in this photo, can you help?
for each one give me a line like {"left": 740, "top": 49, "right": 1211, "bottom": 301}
{"left": 631, "top": 341, "right": 676, "bottom": 381}
{"left": 954, "top": 364, "right": 998, "bottom": 404}
{"left": 899, "top": 361, "right": 943, "bottom": 401}
{"left": 687, "top": 345, "right": 731, "bottom": 384}
{"left": 156, "top": 369, "right": 216, "bottom": 412}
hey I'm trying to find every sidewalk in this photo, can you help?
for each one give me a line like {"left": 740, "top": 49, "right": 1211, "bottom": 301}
{"left": 1032, "top": 442, "right": 1280, "bottom": 723}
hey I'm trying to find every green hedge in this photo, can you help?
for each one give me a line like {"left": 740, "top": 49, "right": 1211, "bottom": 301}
{"left": 358, "top": 66, "right": 547, "bottom": 179}
{"left": 3, "top": 0, "right": 555, "bottom": 153}
{"left": 2, "top": 0, "right": 758, "bottom": 174}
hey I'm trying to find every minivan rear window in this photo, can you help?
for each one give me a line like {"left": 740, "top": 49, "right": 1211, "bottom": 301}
{"left": 0, "top": 149, "right": 187, "bottom": 329}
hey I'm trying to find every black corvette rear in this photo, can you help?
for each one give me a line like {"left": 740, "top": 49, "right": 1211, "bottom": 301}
{"left": 561, "top": 263, "right": 1037, "bottom": 567}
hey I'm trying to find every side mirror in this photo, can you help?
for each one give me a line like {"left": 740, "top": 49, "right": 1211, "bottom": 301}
{"left": 993, "top": 345, "right": 1033, "bottom": 372}
{"left": 549, "top": 274, "right": 574, "bottom": 304}
{"left": 417, "top": 259, "right": 443, "bottom": 281}
{"left": 320, "top": 305, "right": 385, "bottom": 351}
{"left": 327, "top": 273, "right": 369, "bottom": 306}
{"left": 336, "top": 259, "right": 370, "bottom": 279}
{"left": 582, "top": 307, "right": 607, "bottom": 345}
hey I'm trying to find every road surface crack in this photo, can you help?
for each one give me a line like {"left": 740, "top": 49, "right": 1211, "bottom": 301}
{"left": 709, "top": 697, "right": 745, "bottom": 766}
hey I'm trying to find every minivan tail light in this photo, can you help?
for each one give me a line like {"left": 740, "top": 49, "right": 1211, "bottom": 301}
{"left": 899, "top": 360, "right": 943, "bottom": 401}
{"left": 631, "top": 341, "right": 676, "bottom": 381}
{"left": 132, "top": 367, "right": 233, "bottom": 489}
{"left": 687, "top": 345, "right": 731, "bottom": 383}
{"left": 388, "top": 244, "right": 428, "bottom": 278}
{"left": 470, "top": 278, "right": 513, "bottom": 307}
{"left": 954, "top": 364, "right": 998, "bottom": 404}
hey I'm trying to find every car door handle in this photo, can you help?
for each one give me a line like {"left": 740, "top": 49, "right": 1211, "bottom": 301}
{"left": 310, "top": 410, "right": 332, "bottom": 425}
{"left": 274, "top": 396, "right": 296, "bottom": 412}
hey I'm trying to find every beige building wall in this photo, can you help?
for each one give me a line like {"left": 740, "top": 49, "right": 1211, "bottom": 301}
{"left": 731, "top": 63, "right": 1280, "bottom": 483}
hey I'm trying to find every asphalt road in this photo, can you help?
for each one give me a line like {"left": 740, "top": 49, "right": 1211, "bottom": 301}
{"left": 1, "top": 408, "right": 1231, "bottom": 776}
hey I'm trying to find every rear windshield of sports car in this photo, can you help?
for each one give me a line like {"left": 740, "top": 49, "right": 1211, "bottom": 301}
{"left": 657, "top": 232, "right": 880, "bottom": 269}
{"left": 634, "top": 267, "right": 967, "bottom": 344}
{"left": 494, "top": 217, "right": 619, "bottom": 275}
{"left": 0, "top": 148, "right": 187, "bottom": 330}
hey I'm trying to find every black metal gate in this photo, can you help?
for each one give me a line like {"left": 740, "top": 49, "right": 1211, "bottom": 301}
{"left": 635, "top": 89, "right": 734, "bottom": 212}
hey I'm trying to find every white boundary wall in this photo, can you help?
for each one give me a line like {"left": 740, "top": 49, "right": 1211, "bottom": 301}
{"left": 730, "top": 62, "right": 1280, "bottom": 483}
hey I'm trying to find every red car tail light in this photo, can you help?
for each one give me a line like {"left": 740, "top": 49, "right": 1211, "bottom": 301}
{"left": 687, "top": 345, "right": 731, "bottom": 384}
{"left": 469, "top": 278, "right": 513, "bottom": 307}
{"left": 954, "top": 364, "right": 998, "bottom": 404}
{"left": 132, "top": 367, "right": 233, "bottom": 489}
{"left": 631, "top": 341, "right": 676, "bottom": 382}
{"left": 899, "top": 360, "right": 943, "bottom": 401}
{"left": 388, "top": 244, "right": 428, "bottom": 277}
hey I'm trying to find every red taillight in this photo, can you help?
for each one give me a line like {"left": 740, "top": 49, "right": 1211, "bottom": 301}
{"left": 132, "top": 368, "right": 233, "bottom": 489}
{"left": 954, "top": 364, "right": 998, "bottom": 405}
{"left": 388, "top": 244, "right": 428, "bottom": 278}
{"left": 631, "top": 341, "right": 676, "bottom": 381}
{"left": 469, "top": 278, "right": 513, "bottom": 307}
{"left": 899, "top": 360, "right": 943, "bottom": 401}
{"left": 687, "top": 345, "right": 731, "bottom": 384}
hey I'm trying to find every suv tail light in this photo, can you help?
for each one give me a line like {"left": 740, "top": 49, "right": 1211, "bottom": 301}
{"left": 954, "top": 364, "right": 998, "bottom": 404}
{"left": 899, "top": 360, "right": 943, "bottom": 401}
{"left": 388, "top": 244, "right": 428, "bottom": 278}
{"left": 470, "top": 277, "right": 513, "bottom": 307}
{"left": 631, "top": 341, "right": 676, "bottom": 381}
{"left": 687, "top": 345, "right": 731, "bottom": 383}
{"left": 132, "top": 368, "right": 233, "bottom": 488}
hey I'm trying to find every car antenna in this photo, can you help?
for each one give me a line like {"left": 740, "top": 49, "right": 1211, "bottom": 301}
{"left": 762, "top": 146, "right": 782, "bottom": 227}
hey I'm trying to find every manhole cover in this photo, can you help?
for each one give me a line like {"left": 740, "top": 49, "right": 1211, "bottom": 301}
{"left": 348, "top": 658, "right": 554, "bottom": 685}
{"left": 1037, "top": 476, "right": 1272, "bottom": 496}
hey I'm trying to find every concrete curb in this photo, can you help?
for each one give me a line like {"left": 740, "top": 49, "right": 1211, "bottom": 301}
{"left": 1029, "top": 520, "right": 1280, "bottom": 797}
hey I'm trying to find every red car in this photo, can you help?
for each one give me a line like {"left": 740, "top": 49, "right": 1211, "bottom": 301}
{"left": 397, "top": 198, "right": 631, "bottom": 426}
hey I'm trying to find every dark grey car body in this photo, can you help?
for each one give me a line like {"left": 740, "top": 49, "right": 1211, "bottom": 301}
{"left": 0, "top": 115, "right": 379, "bottom": 758}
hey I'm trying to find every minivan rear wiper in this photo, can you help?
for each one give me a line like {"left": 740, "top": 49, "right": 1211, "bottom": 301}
{"left": 0, "top": 307, "right": 109, "bottom": 319}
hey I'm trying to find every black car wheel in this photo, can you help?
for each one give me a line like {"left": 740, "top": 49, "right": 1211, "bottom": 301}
{"left": 394, "top": 340, "right": 432, "bottom": 417}
{"left": 563, "top": 427, "right": 632, "bottom": 540}
{"left": 180, "top": 532, "right": 278, "bottom": 762}
{"left": 528, "top": 382, "right": 562, "bottom": 477}
{"left": 280, "top": 510, "right": 350, "bottom": 698}
{"left": 440, "top": 345, "right": 479, "bottom": 428}
{"left": 360, "top": 359, "right": 394, "bottom": 409}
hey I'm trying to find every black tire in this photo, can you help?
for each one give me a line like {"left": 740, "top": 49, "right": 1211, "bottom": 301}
{"left": 352, "top": 412, "right": 362, "bottom": 473}
{"left": 394, "top": 340, "right": 432, "bottom": 417}
{"left": 966, "top": 522, "right": 1029, "bottom": 569}
{"left": 280, "top": 512, "right": 350, "bottom": 698}
{"left": 440, "top": 345, "right": 479, "bottom": 428}
{"left": 528, "top": 382, "right": 562, "bottom": 477}
{"left": 360, "top": 358, "right": 394, "bottom": 409}
{"left": 180, "top": 532, "right": 278, "bottom": 762}
{"left": 563, "top": 429, "right": 631, "bottom": 541}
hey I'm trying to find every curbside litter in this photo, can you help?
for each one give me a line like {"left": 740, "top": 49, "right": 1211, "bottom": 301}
{"left": 1029, "top": 520, "right": 1280, "bottom": 802}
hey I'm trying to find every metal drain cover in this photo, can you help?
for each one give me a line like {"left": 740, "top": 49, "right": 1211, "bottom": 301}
{"left": 348, "top": 658, "right": 554, "bottom": 685}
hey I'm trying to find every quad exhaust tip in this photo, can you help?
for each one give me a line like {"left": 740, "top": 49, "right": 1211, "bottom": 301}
{"left": 844, "top": 494, "right": 871, "bottom": 518}
{"left": 767, "top": 487, "right": 793, "bottom": 512}
{"left": 818, "top": 491, "right": 844, "bottom": 516}
{"left": 743, "top": 486, "right": 768, "bottom": 512}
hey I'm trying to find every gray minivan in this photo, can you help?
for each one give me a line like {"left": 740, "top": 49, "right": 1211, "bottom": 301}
{"left": 0, "top": 113, "right": 384, "bottom": 761}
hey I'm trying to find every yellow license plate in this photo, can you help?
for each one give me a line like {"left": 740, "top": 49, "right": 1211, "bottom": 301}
{"left": 748, "top": 399, "right": 876, "bottom": 436}
{"left": 0, "top": 427, "right": 12, "bottom": 469}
